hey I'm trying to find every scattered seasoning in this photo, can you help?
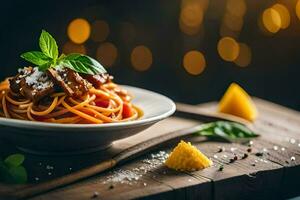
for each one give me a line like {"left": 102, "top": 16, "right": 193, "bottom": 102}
{"left": 103, "top": 151, "right": 169, "bottom": 186}
{"left": 109, "top": 185, "right": 114, "bottom": 190}
{"left": 38, "top": 162, "right": 42, "bottom": 166}
{"left": 218, "top": 164, "right": 224, "bottom": 171}
{"left": 218, "top": 146, "right": 225, "bottom": 153}
{"left": 69, "top": 167, "right": 72, "bottom": 171}
{"left": 230, "top": 147, "right": 237, "bottom": 152}
{"left": 92, "top": 191, "right": 99, "bottom": 198}
{"left": 273, "top": 146, "right": 278, "bottom": 151}
{"left": 263, "top": 148, "right": 268, "bottom": 152}
{"left": 249, "top": 141, "right": 254, "bottom": 146}
{"left": 233, "top": 155, "right": 238, "bottom": 161}
{"left": 143, "top": 183, "right": 147, "bottom": 186}
{"left": 285, "top": 160, "right": 289, "bottom": 164}
{"left": 247, "top": 148, "right": 252, "bottom": 153}
{"left": 188, "top": 179, "right": 192, "bottom": 182}
{"left": 213, "top": 154, "right": 218, "bottom": 159}
{"left": 229, "top": 158, "right": 235, "bottom": 163}
{"left": 255, "top": 152, "right": 264, "bottom": 157}
{"left": 48, "top": 172, "right": 52, "bottom": 176}
{"left": 251, "top": 163, "right": 256, "bottom": 166}
{"left": 46, "top": 165, "right": 54, "bottom": 170}
{"left": 223, "top": 155, "right": 228, "bottom": 158}
{"left": 281, "top": 147, "right": 286, "bottom": 151}
{"left": 34, "top": 177, "right": 40, "bottom": 181}
{"left": 291, "top": 156, "right": 296, "bottom": 161}
{"left": 298, "top": 143, "right": 300, "bottom": 147}
{"left": 242, "top": 153, "right": 248, "bottom": 159}
{"left": 254, "top": 160, "right": 258, "bottom": 163}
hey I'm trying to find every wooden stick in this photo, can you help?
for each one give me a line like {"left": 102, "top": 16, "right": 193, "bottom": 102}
{"left": 2, "top": 105, "right": 250, "bottom": 200}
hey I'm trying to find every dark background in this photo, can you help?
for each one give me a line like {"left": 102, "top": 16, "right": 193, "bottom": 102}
{"left": 1, "top": 0, "right": 300, "bottom": 110}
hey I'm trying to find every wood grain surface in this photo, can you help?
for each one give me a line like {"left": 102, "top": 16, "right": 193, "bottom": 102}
{"left": 1, "top": 98, "right": 300, "bottom": 200}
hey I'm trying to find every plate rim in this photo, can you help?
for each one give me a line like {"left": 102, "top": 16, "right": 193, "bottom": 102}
{"left": 0, "top": 85, "right": 176, "bottom": 130}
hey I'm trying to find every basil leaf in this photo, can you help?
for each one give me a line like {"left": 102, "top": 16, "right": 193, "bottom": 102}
{"left": 62, "top": 54, "right": 107, "bottom": 75}
{"left": 20, "top": 51, "right": 51, "bottom": 66}
{"left": 38, "top": 62, "right": 52, "bottom": 71}
{"left": 39, "top": 30, "right": 58, "bottom": 60}
{"left": 8, "top": 166, "right": 27, "bottom": 184}
{"left": 4, "top": 154, "right": 25, "bottom": 168}
{"left": 196, "top": 121, "right": 258, "bottom": 141}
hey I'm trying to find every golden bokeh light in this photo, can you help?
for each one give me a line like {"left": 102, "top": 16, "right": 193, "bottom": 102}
{"left": 296, "top": 0, "right": 300, "bottom": 21}
{"left": 272, "top": 4, "right": 290, "bottom": 29}
{"left": 262, "top": 8, "right": 282, "bottom": 33}
{"left": 183, "top": 51, "right": 206, "bottom": 75}
{"left": 217, "top": 37, "right": 240, "bottom": 62}
{"left": 91, "top": 20, "right": 110, "bottom": 42}
{"left": 220, "top": 23, "right": 239, "bottom": 39}
{"left": 226, "top": 0, "right": 246, "bottom": 17}
{"left": 131, "top": 46, "right": 153, "bottom": 71}
{"left": 96, "top": 42, "right": 118, "bottom": 67}
{"left": 180, "top": 3, "right": 204, "bottom": 28}
{"left": 67, "top": 18, "right": 91, "bottom": 44}
{"left": 234, "top": 43, "right": 252, "bottom": 67}
{"left": 62, "top": 41, "right": 86, "bottom": 55}
{"left": 223, "top": 13, "right": 244, "bottom": 31}
{"left": 181, "top": 0, "right": 209, "bottom": 12}
{"left": 179, "top": 18, "right": 201, "bottom": 35}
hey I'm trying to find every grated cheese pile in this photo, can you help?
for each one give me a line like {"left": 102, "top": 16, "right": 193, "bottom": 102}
{"left": 165, "top": 140, "right": 212, "bottom": 171}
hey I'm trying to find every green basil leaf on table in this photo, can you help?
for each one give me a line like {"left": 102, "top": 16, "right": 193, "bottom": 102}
{"left": 195, "top": 121, "right": 258, "bottom": 141}
{"left": 0, "top": 154, "right": 27, "bottom": 184}
{"left": 4, "top": 154, "right": 25, "bottom": 168}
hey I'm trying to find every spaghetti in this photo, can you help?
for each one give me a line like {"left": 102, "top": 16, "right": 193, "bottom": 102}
{"left": 0, "top": 78, "right": 142, "bottom": 124}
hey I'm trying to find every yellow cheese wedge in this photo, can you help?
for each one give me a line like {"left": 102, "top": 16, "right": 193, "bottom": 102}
{"left": 165, "top": 141, "right": 212, "bottom": 171}
{"left": 218, "top": 83, "right": 258, "bottom": 121}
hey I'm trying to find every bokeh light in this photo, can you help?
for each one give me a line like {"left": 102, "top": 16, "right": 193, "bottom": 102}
{"left": 226, "top": 0, "right": 246, "bottom": 17}
{"left": 96, "top": 42, "right": 118, "bottom": 67}
{"left": 223, "top": 12, "right": 244, "bottom": 32}
{"left": 234, "top": 43, "right": 252, "bottom": 67}
{"left": 131, "top": 45, "right": 153, "bottom": 71}
{"left": 272, "top": 4, "right": 290, "bottom": 29}
{"left": 217, "top": 37, "right": 240, "bottom": 61}
{"left": 62, "top": 41, "right": 86, "bottom": 55}
{"left": 91, "top": 20, "right": 110, "bottom": 42}
{"left": 262, "top": 8, "right": 282, "bottom": 33}
{"left": 67, "top": 18, "right": 91, "bottom": 44}
{"left": 179, "top": 0, "right": 208, "bottom": 35}
{"left": 296, "top": 0, "right": 300, "bottom": 21}
{"left": 183, "top": 50, "right": 206, "bottom": 75}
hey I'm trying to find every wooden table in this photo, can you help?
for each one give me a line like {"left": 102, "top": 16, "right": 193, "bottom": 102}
{"left": 1, "top": 98, "right": 300, "bottom": 200}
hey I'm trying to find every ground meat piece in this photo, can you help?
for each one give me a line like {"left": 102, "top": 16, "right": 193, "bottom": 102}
{"left": 47, "top": 66, "right": 91, "bottom": 97}
{"left": 9, "top": 67, "right": 55, "bottom": 102}
{"left": 81, "top": 73, "right": 113, "bottom": 88}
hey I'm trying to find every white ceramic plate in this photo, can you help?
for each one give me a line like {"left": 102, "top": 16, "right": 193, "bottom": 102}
{"left": 0, "top": 85, "right": 176, "bottom": 155}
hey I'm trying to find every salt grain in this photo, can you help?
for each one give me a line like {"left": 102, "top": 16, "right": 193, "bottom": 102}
{"left": 291, "top": 156, "right": 296, "bottom": 161}
{"left": 103, "top": 151, "right": 169, "bottom": 186}
{"left": 273, "top": 146, "right": 278, "bottom": 151}
{"left": 290, "top": 139, "right": 296, "bottom": 144}
{"left": 281, "top": 147, "right": 286, "bottom": 151}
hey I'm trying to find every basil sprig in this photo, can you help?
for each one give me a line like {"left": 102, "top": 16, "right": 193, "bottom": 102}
{"left": 20, "top": 30, "right": 106, "bottom": 75}
{"left": 0, "top": 154, "right": 27, "bottom": 184}
{"left": 195, "top": 121, "right": 258, "bottom": 142}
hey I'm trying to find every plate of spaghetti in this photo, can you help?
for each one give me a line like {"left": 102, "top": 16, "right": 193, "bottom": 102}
{"left": 0, "top": 30, "right": 175, "bottom": 154}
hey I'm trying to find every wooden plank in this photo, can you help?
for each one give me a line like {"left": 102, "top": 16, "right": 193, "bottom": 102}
{"left": 2, "top": 98, "right": 300, "bottom": 200}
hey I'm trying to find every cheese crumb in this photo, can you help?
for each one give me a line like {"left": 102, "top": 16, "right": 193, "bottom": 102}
{"left": 165, "top": 140, "right": 212, "bottom": 171}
